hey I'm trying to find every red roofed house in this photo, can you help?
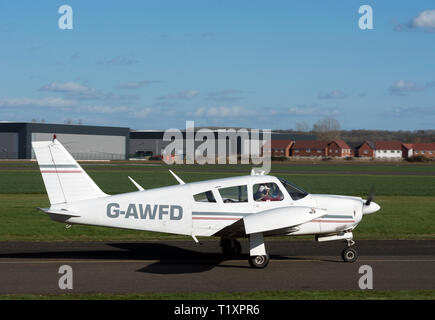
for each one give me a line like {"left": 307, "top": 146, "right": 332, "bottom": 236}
{"left": 402, "top": 143, "right": 413, "bottom": 159}
{"left": 327, "top": 140, "right": 352, "bottom": 158}
{"left": 270, "top": 140, "right": 294, "bottom": 157}
{"left": 411, "top": 143, "right": 435, "bottom": 159}
{"left": 290, "top": 141, "right": 328, "bottom": 157}
{"left": 374, "top": 141, "right": 403, "bottom": 159}
{"left": 356, "top": 141, "right": 375, "bottom": 158}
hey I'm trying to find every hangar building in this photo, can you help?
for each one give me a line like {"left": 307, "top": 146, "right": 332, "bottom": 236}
{"left": 0, "top": 122, "right": 130, "bottom": 160}
{"left": 129, "top": 129, "right": 315, "bottom": 158}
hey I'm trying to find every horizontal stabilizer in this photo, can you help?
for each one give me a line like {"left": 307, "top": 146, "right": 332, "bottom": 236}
{"left": 39, "top": 208, "right": 81, "bottom": 217}
{"left": 243, "top": 206, "right": 327, "bottom": 235}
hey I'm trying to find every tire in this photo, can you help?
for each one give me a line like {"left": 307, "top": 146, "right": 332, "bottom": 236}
{"left": 232, "top": 240, "right": 242, "bottom": 255}
{"left": 341, "top": 247, "right": 358, "bottom": 263}
{"left": 221, "top": 239, "right": 241, "bottom": 256}
{"left": 248, "top": 255, "right": 270, "bottom": 268}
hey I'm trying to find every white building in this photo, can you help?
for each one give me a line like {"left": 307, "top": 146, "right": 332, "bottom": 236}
{"left": 374, "top": 141, "right": 403, "bottom": 159}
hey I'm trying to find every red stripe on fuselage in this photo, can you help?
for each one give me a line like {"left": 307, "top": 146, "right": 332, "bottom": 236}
{"left": 192, "top": 217, "right": 241, "bottom": 221}
{"left": 40, "top": 170, "right": 83, "bottom": 173}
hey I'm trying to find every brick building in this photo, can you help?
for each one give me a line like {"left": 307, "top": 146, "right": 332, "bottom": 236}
{"left": 270, "top": 140, "right": 294, "bottom": 157}
{"left": 327, "top": 140, "right": 352, "bottom": 157}
{"left": 411, "top": 143, "right": 435, "bottom": 158}
{"left": 356, "top": 141, "right": 375, "bottom": 158}
{"left": 290, "top": 140, "right": 328, "bottom": 157}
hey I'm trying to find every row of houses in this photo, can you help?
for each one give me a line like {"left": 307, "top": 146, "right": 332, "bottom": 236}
{"left": 270, "top": 140, "right": 435, "bottom": 159}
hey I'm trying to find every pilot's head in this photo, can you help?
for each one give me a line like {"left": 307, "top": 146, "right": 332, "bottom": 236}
{"left": 259, "top": 185, "right": 270, "bottom": 194}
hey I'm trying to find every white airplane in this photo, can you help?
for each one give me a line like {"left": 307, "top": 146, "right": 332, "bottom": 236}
{"left": 32, "top": 137, "right": 380, "bottom": 268}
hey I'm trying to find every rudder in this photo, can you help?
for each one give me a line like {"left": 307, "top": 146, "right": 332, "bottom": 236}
{"left": 32, "top": 138, "right": 107, "bottom": 205}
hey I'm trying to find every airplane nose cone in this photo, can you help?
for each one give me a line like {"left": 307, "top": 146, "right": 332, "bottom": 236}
{"left": 362, "top": 201, "right": 380, "bottom": 215}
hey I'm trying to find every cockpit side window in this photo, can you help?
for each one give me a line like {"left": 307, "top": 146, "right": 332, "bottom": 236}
{"left": 193, "top": 191, "right": 216, "bottom": 203}
{"left": 278, "top": 178, "right": 308, "bottom": 200}
{"left": 253, "top": 183, "right": 284, "bottom": 202}
{"left": 219, "top": 185, "right": 248, "bottom": 203}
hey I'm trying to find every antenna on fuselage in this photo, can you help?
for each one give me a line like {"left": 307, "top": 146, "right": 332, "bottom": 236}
{"left": 128, "top": 176, "right": 144, "bottom": 191}
{"left": 251, "top": 168, "right": 266, "bottom": 176}
{"left": 169, "top": 170, "right": 185, "bottom": 185}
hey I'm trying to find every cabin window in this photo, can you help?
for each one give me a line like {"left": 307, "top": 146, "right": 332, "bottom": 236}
{"left": 278, "top": 178, "right": 308, "bottom": 200}
{"left": 219, "top": 185, "right": 248, "bottom": 203}
{"left": 193, "top": 191, "right": 216, "bottom": 203}
{"left": 253, "top": 183, "right": 284, "bottom": 202}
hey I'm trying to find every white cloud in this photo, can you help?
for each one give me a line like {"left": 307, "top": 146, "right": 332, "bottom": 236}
{"left": 206, "top": 90, "right": 247, "bottom": 102}
{"left": 115, "top": 81, "right": 159, "bottom": 89}
{"left": 389, "top": 80, "right": 425, "bottom": 95}
{"left": 395, "top": 9, "right": 435, "bottom": 32}
{"left": 84, "top": 105, "right": 131, "bottom": 114}
{"left": 288, "top": 106, "right": 340, "bottom": 116}
{"left": 133, "top": 108, "right": 153, "bottom": 118}
{"left": 96, "top": 55, "right": 139, "bottom": 66}
{"left": 317, "top": 90, "right": 347, "bottom": 100}
{"left": 0, "top": 97, "right": 76, "bottom": 108}
{"left": 189, "top": 106, "right": 249, "bottom": 118}
{"left": 39, "top": 82, "right": 92, "bottom": 94}
{"left": 39, "top": 81, "right": 138, "bottom": 101}
{"left": 411, "top": 10, "right": 435, "bottom": 29}
{"left": 157, "top": 90, "right": 200, "bottom": 100}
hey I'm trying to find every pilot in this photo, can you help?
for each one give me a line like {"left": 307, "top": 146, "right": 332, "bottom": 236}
{"left": 266, "top": 183, "right": 283, "bottom": 201}
{"left": 254, "top": 184, "right": 271, "bottom": 201}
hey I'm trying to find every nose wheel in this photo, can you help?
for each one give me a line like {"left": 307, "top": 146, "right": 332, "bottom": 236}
{"left": 341, "top": 239, "right": 358, "bottom": 263}
{"left": 249, "top": 254, "right": 270, "bottom": 268}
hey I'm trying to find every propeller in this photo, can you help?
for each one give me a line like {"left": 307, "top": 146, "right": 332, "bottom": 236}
{"left": 365, "top": 186, "right": 375, "bottom": 206}
{"left": 362, "top": 186, "right": 380, "bottom": 215}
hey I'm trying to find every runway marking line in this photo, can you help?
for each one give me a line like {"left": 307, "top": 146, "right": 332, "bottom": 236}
{"left": 0, "top": 258, "right": 434, "bottom": 264}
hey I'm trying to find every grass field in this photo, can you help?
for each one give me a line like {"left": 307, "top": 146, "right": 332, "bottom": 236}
{"left": 1, "top": 290, "right": 434, "bottom": 300}
{"left": 0, "top": 161, "right": 434, "bottom": 300}
{"left": 0, "top": 161, "right": 434, "bottom": 241}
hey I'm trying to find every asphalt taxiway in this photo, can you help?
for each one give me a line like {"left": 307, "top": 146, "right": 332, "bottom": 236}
{"left": 0, "top": 240, "right": 434, "bottom": 294}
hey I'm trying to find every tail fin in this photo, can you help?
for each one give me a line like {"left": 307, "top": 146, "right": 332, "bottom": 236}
{"left": 32, "top": 138, "right": 107, "bottom": 205}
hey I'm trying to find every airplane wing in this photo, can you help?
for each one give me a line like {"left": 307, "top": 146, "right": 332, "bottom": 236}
{"left": 214, "top": 206, "right": 327, "bottom": 238}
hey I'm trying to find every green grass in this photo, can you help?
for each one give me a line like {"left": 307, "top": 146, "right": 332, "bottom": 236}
{"left": 0, "top": 169, "right": 434, "bottom": 196}
{"left": 0, "top": 163, "right": 434, "bottom": 240}
{"left": 0, "top": 290, "right": 434, "bottom": 300}
{"left": 0, "top": 194, "right": 433, "bottom": 240}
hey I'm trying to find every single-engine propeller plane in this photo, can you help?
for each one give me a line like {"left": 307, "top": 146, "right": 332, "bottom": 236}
{"left": 32, "top": 137, "right": 380, "bottom": 268}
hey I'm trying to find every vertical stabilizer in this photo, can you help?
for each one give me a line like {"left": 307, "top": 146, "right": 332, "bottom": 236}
{"left": 32, "top": 138, "right": 107, "bottom": 205}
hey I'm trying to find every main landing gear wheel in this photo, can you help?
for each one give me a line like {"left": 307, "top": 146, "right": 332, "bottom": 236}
{"left": 341, "top": 247, "right": 358, "bottom": 263}
{"left": 248, "top": 255, "right": 270, "bottom": 268}
{"left": 221, "top": 239, "right": 242, "bottom": 256}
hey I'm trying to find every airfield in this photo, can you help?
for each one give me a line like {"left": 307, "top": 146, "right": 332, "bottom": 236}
{"left": 0, "top": 160, "right": 434, "bottom": 298}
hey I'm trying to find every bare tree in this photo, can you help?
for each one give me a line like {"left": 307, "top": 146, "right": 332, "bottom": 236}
{"left": 295, "top": 121, "right": 310, "bottom": 132}
{"left": 312, "top": 117, "right": 341, "bottom": 141}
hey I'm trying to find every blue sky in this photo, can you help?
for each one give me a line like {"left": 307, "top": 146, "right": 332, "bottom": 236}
{"left": 1, "top": 1, "right": 435, "bottom": 130}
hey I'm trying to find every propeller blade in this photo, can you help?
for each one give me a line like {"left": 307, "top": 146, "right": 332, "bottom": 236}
{"left": 365, "top": 186, "right": 375, "bottom": 206}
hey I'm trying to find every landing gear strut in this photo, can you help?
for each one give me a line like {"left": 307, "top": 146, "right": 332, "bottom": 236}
{"left": 248, "top": 233, "right": 269, "bottom": 268}
{"left": 341, "top": 238, "right": 358, "bottom": 263}
{"left": 220, "top": 238, "right": 242, "bottom": 256}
